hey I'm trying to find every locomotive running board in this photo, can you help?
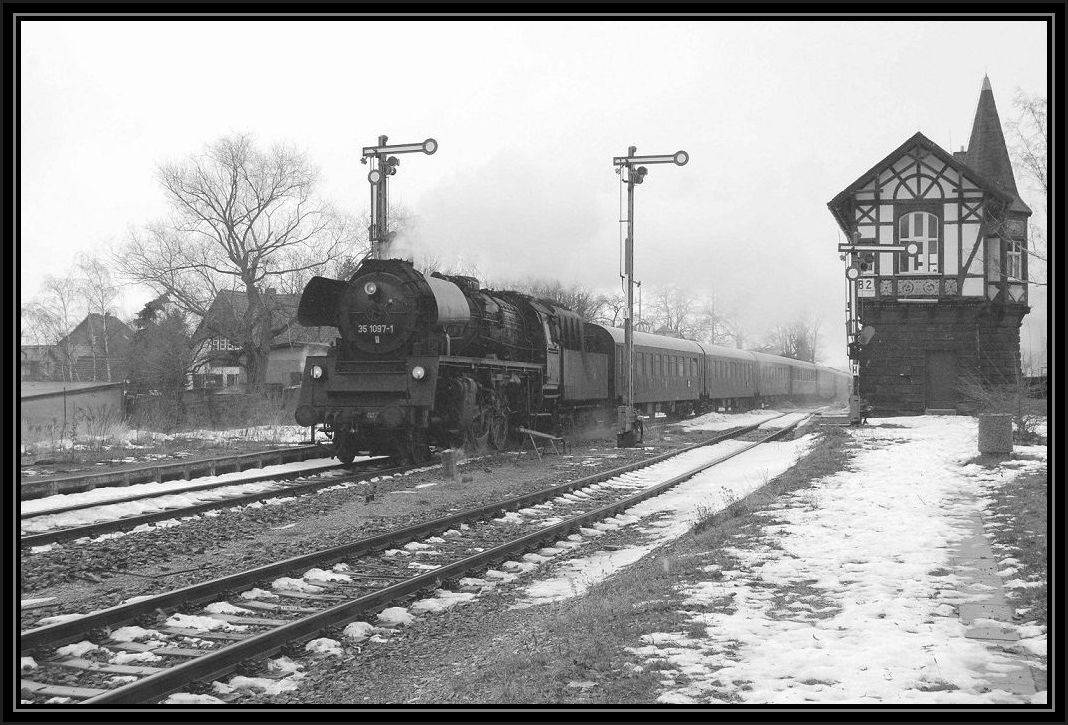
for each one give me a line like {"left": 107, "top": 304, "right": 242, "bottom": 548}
{"left": 439, "top": 356, "right": 543, "bottom": 371}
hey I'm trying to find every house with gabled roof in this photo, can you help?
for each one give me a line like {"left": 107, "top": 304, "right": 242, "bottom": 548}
{"left": 53, "top": 313, "right": 134, "bottom": 383}
{"left": 20, "top": 345, "right": 58, "bottom": 381}
{"left": 191, "top": 288, "right": 338, "bottom": 390}
{"left": 827, "top": 76, "right": 1032, "bottom": 413}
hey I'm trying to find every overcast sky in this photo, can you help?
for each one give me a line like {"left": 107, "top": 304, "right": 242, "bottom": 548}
{"left": 19, "top": 18, "right": 1049, "bottom": 368}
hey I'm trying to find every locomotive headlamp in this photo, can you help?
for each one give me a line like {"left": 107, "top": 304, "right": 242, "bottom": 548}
{"left": 364, "top": 281, "right": 378, "bottom": 296}
{"left": 411, "top": 365, "right": 426, "bottom": 380}
{"left": 311, "top": 365, "right": 325, "bottom": 380}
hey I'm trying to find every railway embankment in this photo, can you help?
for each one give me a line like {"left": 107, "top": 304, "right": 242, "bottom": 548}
{"left": 258, "top": 416, "right": 1047, "bottom": 706}
{"left": 19, "top": 410, "right": 1045, "bottom": 707}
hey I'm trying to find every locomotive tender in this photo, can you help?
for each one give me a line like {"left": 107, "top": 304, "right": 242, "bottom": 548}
{"left": 294, "top": 258, "right": 851, "bottom": 462}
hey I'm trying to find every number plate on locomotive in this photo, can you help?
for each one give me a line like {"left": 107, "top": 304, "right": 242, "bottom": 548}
{"left": 356, "top": 323, "right": 395, "bottom": 335}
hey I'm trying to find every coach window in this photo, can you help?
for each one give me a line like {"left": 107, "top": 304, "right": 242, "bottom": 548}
{"left": 898, "top": 210, "right": 940, "bottom": 274}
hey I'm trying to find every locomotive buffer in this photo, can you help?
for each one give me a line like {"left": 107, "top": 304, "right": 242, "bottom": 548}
{"left": 613, "top": 146, "right": 689, "bottom": 447}
{"left": 839, "top": 231, "right": 920, "bottom": 424}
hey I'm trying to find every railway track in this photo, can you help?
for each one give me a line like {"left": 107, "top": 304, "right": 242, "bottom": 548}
{"left": 20, "top": 443, "right": 338, "bottom": 501}
{"left": 20, "top": 410, "right": 816, "bottom": 705}
{"left": 20, "top": 457, "right": 402, "bottom": 549}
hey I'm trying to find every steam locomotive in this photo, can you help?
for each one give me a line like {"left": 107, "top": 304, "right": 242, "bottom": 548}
{"left": 294, "top": 258, "right": 850, "bottom": 463}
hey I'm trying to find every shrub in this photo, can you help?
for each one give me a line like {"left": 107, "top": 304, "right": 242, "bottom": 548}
{"left": 957, "top": 373, "right": 1045, "bottom": 443}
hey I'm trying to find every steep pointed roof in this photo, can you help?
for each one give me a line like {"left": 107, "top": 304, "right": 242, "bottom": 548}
{"left": 826, "top": 131, "right": 1014, "bottom": 234}
{"left": 963, "top": 75, "right": 1030, "bottom": 214}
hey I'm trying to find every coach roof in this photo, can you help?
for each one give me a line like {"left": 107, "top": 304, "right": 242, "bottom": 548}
{"left": 596, "top": 326, "right": 756, "bottom": 362}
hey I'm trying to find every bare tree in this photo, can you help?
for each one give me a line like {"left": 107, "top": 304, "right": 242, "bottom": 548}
{"left": 690, "top": 294, "right": 742, "bottom": 347}
{"left": 760, "top": 314, "right": 823, "bottom": 362}
{"left": 1005, "top": 91, "right": 1047, "bottom": 285}
{"left": 25, "top": 274, "right": 84, "bottom": 381}
{"left": 1007, "top": 91, "right": 1047, "bottom": 197}
{"left": 648, "top": 284, "right": 700, "bottom": 338}
{"left": 20, "top": 303, "right": 53, "bottom": 347}
{"left": 116, "top": 134, "right": 359, "bottom": 389}
{"left": 77, "top": 253, "right": 121, "bottom": 381}
{"left": 592, "top": 291, "right": 627, "bottom": 327}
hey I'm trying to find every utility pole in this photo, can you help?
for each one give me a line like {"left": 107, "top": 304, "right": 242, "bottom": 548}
{"left": 613, "top": 146, "right": 689, "bottom": 447}
{"left": 361, "top": 136, "right": 438, "bottom": 259}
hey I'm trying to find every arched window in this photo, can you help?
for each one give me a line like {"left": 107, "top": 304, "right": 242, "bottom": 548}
{"left": 898, "top": 211, "right": 940, "bottom": 274}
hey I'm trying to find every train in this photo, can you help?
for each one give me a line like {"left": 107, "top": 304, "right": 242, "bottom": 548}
{"left": 294, "top": 258, "right": 851, "bottom": 463}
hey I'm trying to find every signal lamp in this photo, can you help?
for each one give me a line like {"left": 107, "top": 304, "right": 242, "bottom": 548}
{"left": 411, "top": 366, "right": 426, "bottom": 380}
{"left": 423, "top": 138, "right": 438, "bottom": 155}
{"left": 368, "top": 169, "right": 382, "bottom": 184}
{"left": 673, "top": 151, "right": 689, "bottom": 166}
{"left": 845, "top": 266, "right": 861, "bottom": 280}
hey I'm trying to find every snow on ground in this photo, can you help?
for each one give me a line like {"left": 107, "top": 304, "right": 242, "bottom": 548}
{"left": 513, "top": 435, "right": 817, "bottom": 607}
{"left": 121, "top": 424, "right": 318, "bottom": 446}
{"left": 21, "top": 457, "right": 348, "bottom": 518}
{"left": 679, "top": 410, "right": 783, "bottom": 432}
{"left": 625, "top": 415, "right": 1046, "bottom": 704}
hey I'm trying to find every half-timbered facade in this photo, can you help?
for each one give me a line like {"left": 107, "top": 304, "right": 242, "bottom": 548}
{"left": 827, "top": 77, "right": 1031, "bottom": 413}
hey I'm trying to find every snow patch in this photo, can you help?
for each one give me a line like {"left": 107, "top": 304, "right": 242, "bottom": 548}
{"left": 377, "top": 607, "right": 416, "bottom": 626}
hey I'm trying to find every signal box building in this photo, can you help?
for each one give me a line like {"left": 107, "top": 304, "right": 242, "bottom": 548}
{"left": 827, "top": 77, "right": 1031, "bottom": 413}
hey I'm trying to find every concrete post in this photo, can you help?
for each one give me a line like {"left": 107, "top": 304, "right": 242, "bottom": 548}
{"left": 442, "top": 449, "right": 459, "bottom": 483}
{"left": 978, "top": 413, "right": 1013, "bottom": 454}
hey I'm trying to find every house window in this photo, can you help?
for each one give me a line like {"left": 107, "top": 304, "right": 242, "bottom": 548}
{"left": 1007, "top": 239, "right": 1023, "bottom": 279}
{"left": 898, "top": 210, "right": 940, "bottom": 274}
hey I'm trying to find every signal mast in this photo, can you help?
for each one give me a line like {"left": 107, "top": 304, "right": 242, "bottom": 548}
{"left": 612, "top": 145, "right": 689, "bottom": 447}
{"left": 360, "top": 135, "right": 438, "bottom": 259}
